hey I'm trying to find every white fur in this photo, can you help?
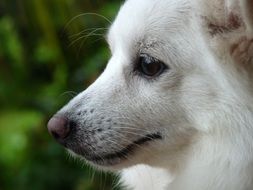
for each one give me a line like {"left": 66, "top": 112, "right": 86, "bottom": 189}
{"left": 57, "top": 0, "right": 253, "bottom": 189}
{"left": 115, "top": 1, "right": 253, "bottom": 189}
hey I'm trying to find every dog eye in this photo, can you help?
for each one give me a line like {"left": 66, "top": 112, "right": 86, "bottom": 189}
{"left": 137, "top": 54, "right": 167, "bottom": 78}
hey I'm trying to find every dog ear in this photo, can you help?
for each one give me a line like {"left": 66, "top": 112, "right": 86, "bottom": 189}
{"left": 240, "top": 0, "right": 253, "bottom": 37}
{"left": 225, "top": 0, "right": 253, "bottom": 36}
{"left": 229, "top": 0, "right": 253, "bottom": 76}
{"left": 200, "top": 0, "right": 252, "bottom": 37}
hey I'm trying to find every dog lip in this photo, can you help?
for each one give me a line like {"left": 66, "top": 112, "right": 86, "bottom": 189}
{"left": 85, "top": 132, "right": 162, "bottom": 166}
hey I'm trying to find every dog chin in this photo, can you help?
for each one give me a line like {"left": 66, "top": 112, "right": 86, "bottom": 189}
{"left": 66, "top": 132, "right": 163, "bottom": 170}
{"left": 67, "top": 148, "right": 140, "bottom": 171}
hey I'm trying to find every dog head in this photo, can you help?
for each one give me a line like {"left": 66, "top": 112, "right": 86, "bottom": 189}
{"left": 47, "top": 0, "right": 246, "bottom": 170}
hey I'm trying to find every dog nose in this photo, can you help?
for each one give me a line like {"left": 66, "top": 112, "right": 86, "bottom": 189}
{"left": 47, "top": 116, "right": 72, "bottom": 142}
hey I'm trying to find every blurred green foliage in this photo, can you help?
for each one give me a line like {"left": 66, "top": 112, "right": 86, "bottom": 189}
{"left": 0, "top": 0, "right": 122, "bottom": 189}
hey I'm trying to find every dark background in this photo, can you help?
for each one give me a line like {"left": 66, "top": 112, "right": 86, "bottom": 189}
{"left": 0, "top": 0, "right": 122, "bottom": 189}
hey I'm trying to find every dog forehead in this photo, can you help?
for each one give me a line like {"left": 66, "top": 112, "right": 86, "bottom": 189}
{"left": 107, "top": 0, "right": 192, "bottom": 51}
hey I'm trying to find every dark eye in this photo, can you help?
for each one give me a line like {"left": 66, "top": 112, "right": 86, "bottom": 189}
{"left": 136, "top": 54, "right": 167, "bottom": 78}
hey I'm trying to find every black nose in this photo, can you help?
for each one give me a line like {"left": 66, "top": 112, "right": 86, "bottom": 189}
{"left": 47, "top": 116, "right": 72, "bottom": 143}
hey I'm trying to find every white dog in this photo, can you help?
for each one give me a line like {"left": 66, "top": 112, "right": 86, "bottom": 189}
{"left": 48, "top": 0, "right": 253, "bottom": 189}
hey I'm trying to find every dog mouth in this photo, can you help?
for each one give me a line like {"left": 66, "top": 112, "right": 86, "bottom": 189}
{"left": 80, "top": 132, "right": 162, "bottom": 166}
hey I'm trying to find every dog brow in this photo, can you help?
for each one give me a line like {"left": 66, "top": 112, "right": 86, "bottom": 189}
{"left": 138, "top": 39, "right": 160, "bottom": 51}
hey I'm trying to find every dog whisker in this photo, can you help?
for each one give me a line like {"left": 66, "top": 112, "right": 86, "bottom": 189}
{"left": 70, "top": 27, "right": 108, "bottom": 39}
{"left": 69, "top": 32, "right": 106, "bottom": 48}
{"left": 60, "top": 91, "right": 78, "bottom": 98}
{"left": 64, "top": 12, "right": 111, "bottom": 31}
